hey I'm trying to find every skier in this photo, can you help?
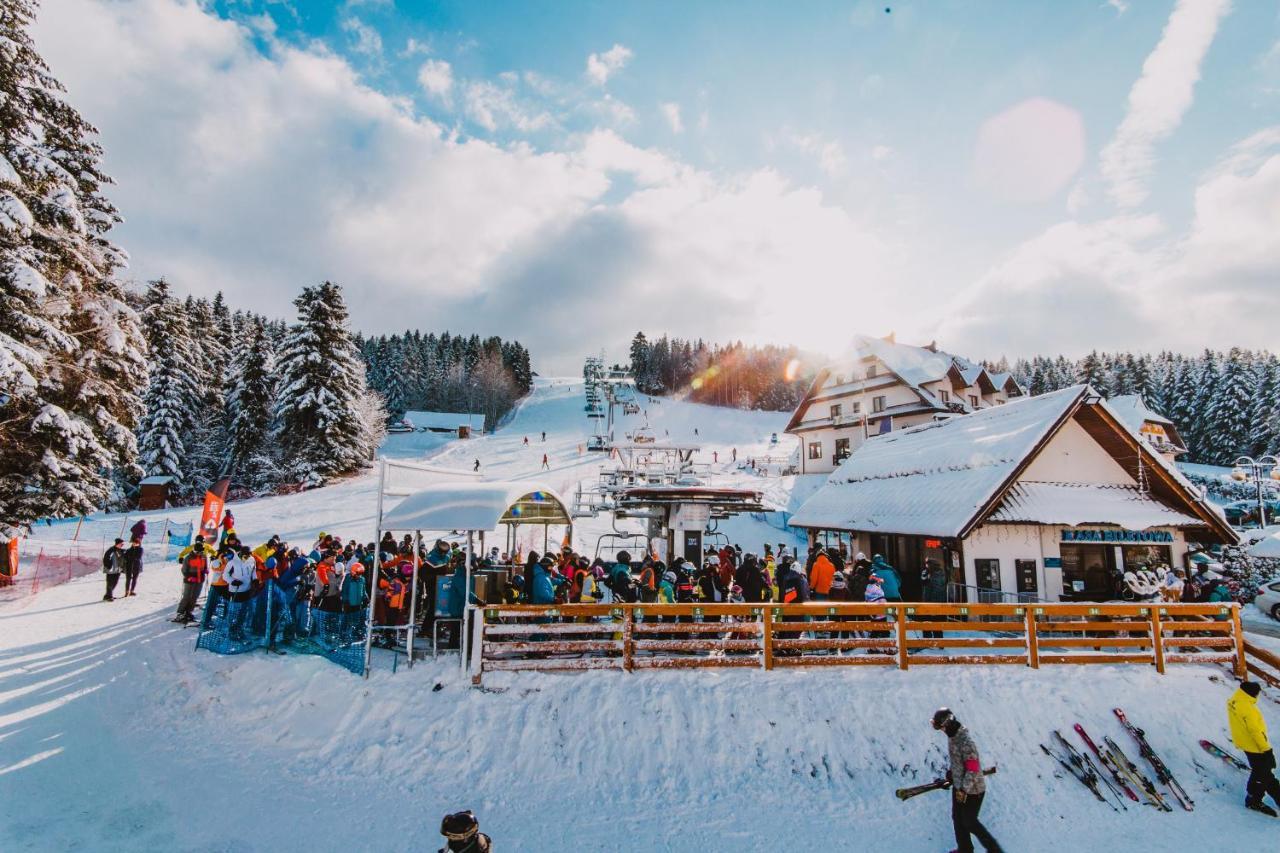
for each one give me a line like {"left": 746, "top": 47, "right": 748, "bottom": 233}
{"left": 541, "top": 453, "right": 550, "bottom": 470}
{"left": 219, "top": 508, "right": 235, "bottom": 547}
{"left": 541, "top": 431, "right": 546, "bottom": 442}
{"left": 808, "top": 547, "right": 836, "bottom": 601}
{"left": 473, "top": 459, "right": 480, "bottom": 472}
{"left": 439, "top": 810, "right": 491, "bottom": 852}
{"left": 932, "top": 707, "right": 1003, "bottom": 852}
{"left": 871, "top": 554, "right": 902, "bottom": 602}
{"left": 101, "top": 538, "right": 125, "bottom": 601}
{"left": 173, "top": 537, "right": 210, "bottom": 624}
{"left": 123, "top": 538, "right": 144, "bottom": 596}
{"left": 1228, "top": 681, "right": 1280, "bottom": 816}
{"left": 523, "top": 436, "right": 529, "bottom": 445}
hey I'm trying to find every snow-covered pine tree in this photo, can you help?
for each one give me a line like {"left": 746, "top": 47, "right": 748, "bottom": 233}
{"left": 1204, "top": 348, "right": 1255, "bottom": 464}
{"left": 273, "top": 281, "right": 370, "bottom": 483}
{"left": 224, "top": 317, "right": 276, "bottom": 487}
{"left": 381, "top": 340, "right": 408, "bottom": 424}
{"left": 1077, "top": 350, "right": 1109, "bottom": 394}
{"left": 136, "top": 280, "right": 198, "bottom": 484}
{"left": 1250, "top": 354, "right": 1280, "bottom": 457}
{"left": 0, "top": 0, "right": 146, "bottom": 523}
{"left": 1187, "top": 349, "right": 1222, "bottom": 461}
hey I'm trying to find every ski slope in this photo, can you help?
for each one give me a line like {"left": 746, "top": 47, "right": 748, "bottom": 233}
{"left": 2, "top": 379, "right": 1278, "bottom": 851}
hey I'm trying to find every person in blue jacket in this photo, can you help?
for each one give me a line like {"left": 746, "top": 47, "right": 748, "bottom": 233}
{"left": 872, "top": 554, "right": 902, "bottom": 602}
{"left": 446, "top": 556, "right": 484, "bottom": 619}
{"left": 277, "top": 549, "right": 311, "bottom": 643}
{"left": 527, "top": 552, "right": 556, "bottom": 605}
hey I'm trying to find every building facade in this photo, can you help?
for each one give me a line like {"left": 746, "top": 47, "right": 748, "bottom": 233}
{"left": 784, "top": 334, "right": 1024, "bottom": 475}
{"left": 788, "top": 385, "right": 1236, "bottom": 602}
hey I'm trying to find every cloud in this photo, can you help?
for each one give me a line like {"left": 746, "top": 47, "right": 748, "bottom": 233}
{"left": 33, "top": 0, "right": 903, "bottom": 372}
{"left": 1099, "top": 0, "right": 1231, "bottom": 208}
{"left": 785, "top": 132, "right": 849, "bottom": 178}
{"left": 871, "top": 145, "right": 893, "bottom": 162}
{"left": 660, "top": 101, "right": 683, "bottom": 134}
{"left": 417, "top": 58, "right": 452, "bottom": 103}
{"left": 340, "top": 16, "right": 383, "bottom": 58}
{"left": 463, "top": 80, "right": 553, "bottom": 132}
{"left": 585, "top": 44, "right": 632, "bottom": 86}
{"left": 972, "top": 97, "right": 1086, "bottom": 203}
{"left": 944, "top": 125, "right": 1280, "bottom": 357}
{"left": 1105, "top": 0, "right": 1130, "bottom": 15}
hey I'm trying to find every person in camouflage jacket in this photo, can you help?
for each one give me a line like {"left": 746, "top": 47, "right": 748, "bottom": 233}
{"left": 933, "top": 707, "right": 1003, "bottom": 853}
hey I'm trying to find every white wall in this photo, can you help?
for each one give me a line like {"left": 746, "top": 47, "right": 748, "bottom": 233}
{"left": 1021, "top": 418, "right": 1134, "bottom": 485}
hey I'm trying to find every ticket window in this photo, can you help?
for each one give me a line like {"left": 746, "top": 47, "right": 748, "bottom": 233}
{"left": 1122, "top": 545, "right": 1171, "bottom": 573}
{"left": 1060, "top": 545, "right": 1115, "bottom": 601}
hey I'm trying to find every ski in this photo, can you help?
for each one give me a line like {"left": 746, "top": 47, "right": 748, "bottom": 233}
{"left": 1074, "top": 723, "right": 1140, "bottom": 803}
{"left": 1113, "top": 708, "right": 1194, "bottom": 811}
{"left": 895, "top": 767, "right": 996, "bottom": 801}
{"left": 1040, "top": 743, "right": 1115, "bottom": 809}
{"left": 1054, "top": 730, "right": 1127, "bottom": 810}
{"left": 1103, "top": 735, "right": 1172, "bottom": 812}
{"left": 1199, "top": 739, "right": 1249, "bottom": 771}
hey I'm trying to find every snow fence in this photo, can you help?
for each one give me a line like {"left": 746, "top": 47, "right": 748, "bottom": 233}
{"left": 194, "top": 579, "right": 367, "bottom": 674}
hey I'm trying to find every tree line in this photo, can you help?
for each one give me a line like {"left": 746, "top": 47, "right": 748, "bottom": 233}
{"left": 627, "top": 332, "right": 814, "bottom": 411}
{"left": 359, "top": 332, "right": 532, "bottom": 433}
{"left": 1007, "top": 349, "right": 1280, "bottom": 466}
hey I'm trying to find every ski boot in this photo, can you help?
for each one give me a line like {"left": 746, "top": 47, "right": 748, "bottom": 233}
{"left": 1246, "top": 799, "right": 1278, "bottom": 817}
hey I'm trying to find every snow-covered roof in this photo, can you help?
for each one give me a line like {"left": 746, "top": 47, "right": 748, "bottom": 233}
{"left": 858, "top": 335, "right": 955, "bottom": 388}
{"left": 1249, "top": 530, "right": 1280, "bottom": 559}
{"left": 380, "top": 481, "right": 569, "bottom": 532}
{"left": 988, "top": 482, "right": 1202, "bottom": 529}
{"left": 1107, "top": 395, "right": 1174, "bottom": 428}
{"left": 789, "top": 387, "right": 1084, "bottom": 536}
{"left": 139, "top": 475, "right": 177, "bottom": 486}
{"left": 403, "top": 410, "right": 473, "bottom": 430}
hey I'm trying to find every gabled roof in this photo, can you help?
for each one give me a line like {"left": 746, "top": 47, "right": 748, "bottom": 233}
{"left": 788, "top": 385, "right": 1236, "bottom": 543}
{"left": 989, "top": 482, "right": 1201, "bottom": 528}
{"left": 1107, "top": 395, "right": 1187, "bottom": 451}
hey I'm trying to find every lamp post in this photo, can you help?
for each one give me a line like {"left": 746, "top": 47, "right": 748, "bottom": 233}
{"left": 1230, "top": 455, "right": 1280, "bottom": 528}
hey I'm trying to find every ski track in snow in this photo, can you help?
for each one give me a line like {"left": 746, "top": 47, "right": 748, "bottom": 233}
{"left": 1, "top": 378, "right": 1275, "bottom": 851}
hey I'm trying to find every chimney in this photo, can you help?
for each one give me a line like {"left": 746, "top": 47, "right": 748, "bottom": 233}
{"left": 925, "top": 340, "right": 937, "bottom": 353}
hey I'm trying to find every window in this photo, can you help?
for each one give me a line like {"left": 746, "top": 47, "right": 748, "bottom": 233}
{"left": 867, "top": 364, "right": 877, "bottom": 379}
{"left": 969, "top": 395, "right": 978, "bottom": 408}
{"left": 830, "top": 403, "right": 842, "bottom": 419}
{"left": 939, "top": 389, "right": 950, "bottom": 403}
{"left": 834, "top": 438, "right": 851, "bottom": 462}
{"left": 834, "top": 374, "right": 844, "bottom": 385}
{"left": 872, "top": 395, "right": 885, "bottom": 413}
{"left": 808, "top": 442, "right": 823, "bottom": 460}
{"left": 851, "top": 401, "right": 861, "bottom": 413}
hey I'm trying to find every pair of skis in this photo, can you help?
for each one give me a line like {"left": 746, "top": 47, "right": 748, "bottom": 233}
{"left": 1113, "top": 708, "right": 1195, "bottom": 811}
{"left": 1073, "top": 724, "right": 1173, "bottom": 811}
{"left": 1199, "top": 739, "right": 1249, "bottom": 771}
{"left": 1039, "top": 733, "right": 1124, "bottom": 811}
{"left": 895, "top": 767, "right": 997, "bottom": 801}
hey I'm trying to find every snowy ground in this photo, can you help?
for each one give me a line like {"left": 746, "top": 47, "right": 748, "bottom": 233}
{"left": 3, "top": 379, "right": 1279, "bottom": 851}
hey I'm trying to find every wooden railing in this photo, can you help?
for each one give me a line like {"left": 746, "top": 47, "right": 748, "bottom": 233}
{"left": 470, "top": 602, "right": 1246, "bottom": 682}
{"left": 1242, "top": 640, "right": 1280, "bottom": 690}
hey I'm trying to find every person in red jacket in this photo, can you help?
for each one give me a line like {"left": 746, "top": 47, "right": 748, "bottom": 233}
{"left": 173, "top": 537, "right": 209, "bottom": 624}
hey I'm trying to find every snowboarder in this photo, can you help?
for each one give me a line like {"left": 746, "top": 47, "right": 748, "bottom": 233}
{"left": 439, "top": 809, "right": 490, "bottom": 852}
{"left": 101, "top": 538, "right": 125, "bottom": 601}
{"left": 932, "top": 707, "right": 1003, "bottom": 852}
{"left": 123, "top": 538, "right": 144, "bottom": 596}
{"left": 1228, "top": 681, "right": 1280, "bottom": 816}
{"left": 541, "top": 453, "right": 550, "bottom": 470}
{"left": 473, "top": 459, "right": 480, "bottom": 472}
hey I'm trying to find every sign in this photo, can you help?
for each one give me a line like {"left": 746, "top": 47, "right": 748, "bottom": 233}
{"left": 1061, "top": 528, "right": 1173, "bottom": 544}
{"left": 924, "top": 539, "right": 942, "bottom": 549}
{"left": 1044, "top": 557, "right": 1062, "bottom": 569}
{"left": 0, "top": 537, "right": 17, "bottom": 581}
{"left": 197, "top": 478, "right": 231, "bottom": 543}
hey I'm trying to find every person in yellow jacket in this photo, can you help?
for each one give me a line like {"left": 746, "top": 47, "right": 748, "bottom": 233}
{"left": 1228, "top": 681, "right": 1280, "bottom": 815}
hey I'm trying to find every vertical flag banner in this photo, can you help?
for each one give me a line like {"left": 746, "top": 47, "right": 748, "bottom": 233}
{"left": 1, "top": 537, "right": 18, "bottom": 581}
{"left": 198, "top": 478, "right": 231, "bottom": 542}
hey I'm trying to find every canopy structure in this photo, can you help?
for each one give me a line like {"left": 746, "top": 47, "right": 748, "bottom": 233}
{"left": 381, "top": 481, "right": 571, "bottom": 532}
{"left": 365, "top": 469, "right": 571, "bottom": 678}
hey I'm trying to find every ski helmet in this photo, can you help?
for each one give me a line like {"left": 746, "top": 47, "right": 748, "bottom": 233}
{"left": 440, "top": 810, "right": 479, "bottom": 842}
{"left": 931, "top": 707, "right": 955, "bottom": 730}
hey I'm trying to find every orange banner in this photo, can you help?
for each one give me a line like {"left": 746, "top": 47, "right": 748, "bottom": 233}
{"left": 1, "top": 537, "right": 17, "bottom": 579}
{"left": 197, "top": 478, "right": 231, "bottom": 543}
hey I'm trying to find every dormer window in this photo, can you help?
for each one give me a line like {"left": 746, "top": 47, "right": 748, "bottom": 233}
{"left": 867, "top": 364, "right": 877, "bottom": 379}
{"left": 834, "top": 374, "right": 844, "bottom": 386}
{"left": 939, "top": 389, "right": 950, "bottom": 403}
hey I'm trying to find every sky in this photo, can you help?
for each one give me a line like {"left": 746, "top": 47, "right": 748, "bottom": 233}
{"left": 31, "top": 0, "right": 1280, "bottom": 373}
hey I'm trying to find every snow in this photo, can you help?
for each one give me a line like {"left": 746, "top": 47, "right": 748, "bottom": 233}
{"left": 1250, "top": 530, "right": 1280, "bottom": 559}
{"left": 790, "top": 386, "right": 1084, "bottom": 535}
{"left": 990, "top": 482, "right": 1202, "bottom": 529}
{"left": 5, "top": 377, "right": 1274, "bottom": 851}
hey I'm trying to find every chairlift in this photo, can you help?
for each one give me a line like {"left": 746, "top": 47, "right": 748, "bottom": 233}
{"left": 586, "top": 435, "right": 609, "bottom": 452}
{"left": 622, "top": 402, "right": 640, "bottom": 415}
{"left": 630, "top": 424, "right": 656, "bottom": 444}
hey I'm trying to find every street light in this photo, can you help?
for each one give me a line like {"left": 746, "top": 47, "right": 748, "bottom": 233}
{"left": 1231, "top": 455, "right": 1280, "bottom": 528}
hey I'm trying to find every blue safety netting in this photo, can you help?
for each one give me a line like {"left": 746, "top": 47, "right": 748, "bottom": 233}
{"left": 194, "top": 581, "right": 367, "bottom": 674}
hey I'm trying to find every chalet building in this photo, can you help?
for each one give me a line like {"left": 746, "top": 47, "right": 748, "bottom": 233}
{"left": 788, "top": 385, "right": 1236, "bottom": 602}
{"left": 1107, "top": 394, "right": 1188, "bottom": 463}
{"left": 784, "top": 334, "right": 1024, "bottom": 475}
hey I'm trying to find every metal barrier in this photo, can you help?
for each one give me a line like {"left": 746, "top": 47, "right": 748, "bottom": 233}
{"left": 471, "top": 602, "right": 1246, "bottom": 683}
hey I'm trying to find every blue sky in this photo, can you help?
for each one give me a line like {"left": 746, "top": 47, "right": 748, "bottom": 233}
{"left": 33, "top": 1, "right": 1280, "bottom": 370}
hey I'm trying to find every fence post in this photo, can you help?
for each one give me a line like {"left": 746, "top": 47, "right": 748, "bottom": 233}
{"left": 623, "top": 607, "right": 634, "bottom": 672}
{"left": 1025, "top": 608, "right": 1039, "bottom": 669}
{"left": 1150, "top": 607, "right": 1165, "bottom": 675}
{"left": 763, "top": 607, "right": 774, "bottom": 670}
{"left": 895, "top": 608, "right": 908, "bottom": 671}
{"left": 1231, "top": 604, "right": 1247, "bottom": 679}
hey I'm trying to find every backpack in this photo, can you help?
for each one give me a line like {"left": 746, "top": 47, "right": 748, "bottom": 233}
{"left": 343, "top": 575, "right": 366, "bottom": 608}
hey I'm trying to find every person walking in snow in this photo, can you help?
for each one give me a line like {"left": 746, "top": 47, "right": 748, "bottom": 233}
{"left": 932, "top": 707, "right": 1003, "bottom": 853}
{"left": 123, "top": 538, "right": 144, "bottom": 596}
{"left": 101, "top": 538, "right": 125, "bottom": 601}
{"left": 541, "top": 453, "right": 549, "bottom": 470}
{"left": 1229, "top": 681, "right": 1280, "bottom": 815}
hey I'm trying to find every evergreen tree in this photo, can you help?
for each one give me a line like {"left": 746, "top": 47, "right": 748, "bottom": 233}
{"left": 1205, "top": 348, "right": 1255, "bottom": 464}
{"left": 225, "top": 317, "right": 276, "bottom": 483}
{"left": 1076, "top": 350, "right": 1109, "bottom": 394}
{"left": 1250, "top": 355, "right": 1280, "bottom": 457}
{"left": 273, "top": 281, "right": 369, "bottom": 483}
{"left": 136, "top": 280, "right": 198, "bottom": 483}
{"left": 1188, "top": 349, "right": 1222, "bottom": 460}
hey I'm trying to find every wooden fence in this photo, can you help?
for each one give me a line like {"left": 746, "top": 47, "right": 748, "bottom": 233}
{"left": 470, "top": 602, "right": 1247, "bottom": 683}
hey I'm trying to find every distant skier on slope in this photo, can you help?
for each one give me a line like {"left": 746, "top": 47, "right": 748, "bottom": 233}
{"left": 541, "top": 453, "right": 550, "bottom": 470}
{"left": 541, "top": 431, "right": 546, "bottom": 442}
{"left": 932, "top": 708, "right": 1004, "bottom": 852}
{"left": 1229, "top": 681, "right": 1280, "bottom": 816}
{"left": 473, "top": 459, "right": 480, "bottom": 472}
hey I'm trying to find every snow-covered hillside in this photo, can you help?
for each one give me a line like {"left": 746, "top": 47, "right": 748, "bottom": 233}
{"left": 3, "top": 379, "right": 1278, "bottom": 851}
